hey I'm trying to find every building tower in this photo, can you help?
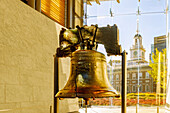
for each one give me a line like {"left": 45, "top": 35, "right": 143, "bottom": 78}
{"left": 130, "top": 34, "right": 147, "bottom": 63}
{"left": 129, "top": 6, "right": 147, "bottom": 64}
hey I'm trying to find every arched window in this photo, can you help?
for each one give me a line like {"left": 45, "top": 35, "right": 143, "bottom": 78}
{"left": 135, "top": 39, "right": 137, "bottom": 45}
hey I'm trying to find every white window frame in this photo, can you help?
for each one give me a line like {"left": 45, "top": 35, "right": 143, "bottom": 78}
{"left": 139, "top": 72, "right": 142, "bottom": 79}
{"left": 132, "top": 73, "right": 136, "bottom": 80}
{"left": 145, "top": 72, "right": 149, "bottom": 79}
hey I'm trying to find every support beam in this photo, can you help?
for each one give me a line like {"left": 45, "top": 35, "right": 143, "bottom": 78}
{"left": 54, "top": 56, "right": 59, "bottom": 113}
{"left": 121, "top": 51, "right": 127, "bottom": 113}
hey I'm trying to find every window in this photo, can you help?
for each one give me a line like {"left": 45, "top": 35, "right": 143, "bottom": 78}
{"left": 145, "top": 72, "right": 149, "bottom": 79}
{"left": 142, "top": 52, "right": 144, "bottom": 57}
{"left": 139, "top": 72, "right": 142, "bottom": 79}
{"left": 132, "top": 85, "right": 136, "bottom": 92}
{"left": 84, "top": 0, "right": 168, "bottom": 109}
{"left": 132, "top": 73, "right": 136, "bottom": 79}
{"left": 135, "top": 39, "right": 137, "bottom": 45}
{"left": 41, "top": 0, "right": 65, "bottom": 26}
{"left": 116, "top": 86, "right": 119, "bottom": 91}
{"left": 116, "top": 74, "right": 119, "bottom": 80}
{"left": 132, "top": 81, "right": 136, "bottom": 83}
{"left": 74, "top": 0, "right": 83, "bottom": 27}
{"left": 139, "top": 85, "right": 142, "bottom": 92}
{"left": 146, "top": 80, "right": 149, "bottom": 82}
{"left": 127, "top": 86, "right": 130, "bottom": 92}
{"left": 127, "top": 73, "right": 130, "bottom": 79}
{"left": 145, "top": 85, "right": 150, "bottom": 92}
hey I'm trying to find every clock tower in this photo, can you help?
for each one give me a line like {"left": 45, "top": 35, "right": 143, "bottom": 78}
{"left": 130, "top": 33, "right": 147, "bottom": 63}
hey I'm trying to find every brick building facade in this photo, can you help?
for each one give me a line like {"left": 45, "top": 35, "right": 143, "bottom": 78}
{"left": 108, "top": 33, "right": 156, "bottom": 93}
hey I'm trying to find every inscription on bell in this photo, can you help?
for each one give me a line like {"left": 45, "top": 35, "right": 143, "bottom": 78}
{"left": 76, "top": 62, "right": 91, "bottom": 74}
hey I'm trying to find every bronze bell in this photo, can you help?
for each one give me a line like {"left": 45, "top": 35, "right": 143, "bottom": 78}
{"left": 56, "top": 50, "right": 119, "bottom": 100}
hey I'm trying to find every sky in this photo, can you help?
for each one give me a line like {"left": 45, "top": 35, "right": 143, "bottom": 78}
{"left": 86, "top": 0, "right": 170, "bottom": 62}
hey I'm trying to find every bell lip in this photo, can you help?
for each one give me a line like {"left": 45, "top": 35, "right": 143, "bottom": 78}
{"left": 55, "top": 95, "right": 120, "bottom": 98}
{"left": 55, "top": 89, "right": 120, "bottom": 98}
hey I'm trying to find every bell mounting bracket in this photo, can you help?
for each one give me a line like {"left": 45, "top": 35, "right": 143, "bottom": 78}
{"left": 56, "top": 25, "right": 98, "bottom": 57}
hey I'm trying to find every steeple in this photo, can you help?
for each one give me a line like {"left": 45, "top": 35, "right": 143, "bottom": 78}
{"left": 129, "top": 5, "right": 147, "bottom": 63}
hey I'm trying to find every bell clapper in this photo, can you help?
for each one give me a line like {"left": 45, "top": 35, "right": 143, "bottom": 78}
{"left": 93, "top": 97, "right": 95, "bottom": 100}
{"left": 83, "top": 98, "right": 89, "bottom": 105}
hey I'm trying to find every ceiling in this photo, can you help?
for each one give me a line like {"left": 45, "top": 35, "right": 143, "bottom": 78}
{"left": 85, "top": 0, "right": 120, "bottom": 5}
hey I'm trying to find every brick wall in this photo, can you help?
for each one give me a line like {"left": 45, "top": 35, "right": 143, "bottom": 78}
{"left": 0, "top": 0, "right": 79, "bottom": 113}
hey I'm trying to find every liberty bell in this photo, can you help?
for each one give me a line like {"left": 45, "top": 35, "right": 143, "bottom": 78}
{"left": 56, "top": 25, "right": 120, "bottom": 104}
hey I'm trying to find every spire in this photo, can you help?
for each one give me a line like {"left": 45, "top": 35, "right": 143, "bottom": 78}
{"left": 136, "top": 6, "right": 140, "bottom": 34}
{"left": 136, "top": 16, "right": 139, "bottom": 34}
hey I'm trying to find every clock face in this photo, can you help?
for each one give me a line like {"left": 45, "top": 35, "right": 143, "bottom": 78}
{"left": 133, "top": 51, "right": 137, "bottom": 56}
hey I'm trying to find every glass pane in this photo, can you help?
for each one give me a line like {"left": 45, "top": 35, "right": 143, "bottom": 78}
{"left": 79, "top": 0, "right": 169, "bottom": 113}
